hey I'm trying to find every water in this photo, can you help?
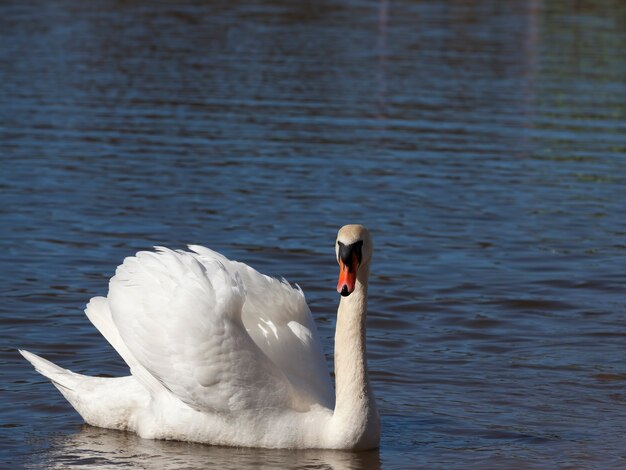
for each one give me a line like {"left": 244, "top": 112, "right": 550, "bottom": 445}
{"left": 1, "top": 0, "right": 625, "bottom": 467}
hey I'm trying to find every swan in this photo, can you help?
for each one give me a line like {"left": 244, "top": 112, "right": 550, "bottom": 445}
{"left": 20, "top": 224, "right": 380, "bottom": 450}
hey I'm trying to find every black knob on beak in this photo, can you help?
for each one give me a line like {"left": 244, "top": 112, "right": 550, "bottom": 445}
{"left": 338, "top": 240, "right": 363, "bottom": 268}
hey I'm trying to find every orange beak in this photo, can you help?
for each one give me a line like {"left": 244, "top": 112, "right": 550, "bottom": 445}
{"left": 337, "top": 253, "right": 359, "bottom": 296}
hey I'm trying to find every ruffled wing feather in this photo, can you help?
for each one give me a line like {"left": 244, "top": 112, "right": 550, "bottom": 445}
{"left": 108, "top": 248, "right": 296, "bottom": 412}
{"left": 189, "top": 245, "right": 334, "bottom": 409}
{"left": 106, "top": 246, "right": 333, "bottom": 414}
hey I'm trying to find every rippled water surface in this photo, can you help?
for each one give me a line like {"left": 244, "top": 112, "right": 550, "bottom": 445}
{"left": 1, "top": 0, "right": 625, "bottom": 468}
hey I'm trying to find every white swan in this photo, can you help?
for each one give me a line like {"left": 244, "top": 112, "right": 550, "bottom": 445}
{"left": 20, "top": 224, "right": 380, "bottom": 450}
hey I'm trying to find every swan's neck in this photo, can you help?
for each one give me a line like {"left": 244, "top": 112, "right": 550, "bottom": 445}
{"left": 332, "top": 265, "right": 380, "bottom": 449}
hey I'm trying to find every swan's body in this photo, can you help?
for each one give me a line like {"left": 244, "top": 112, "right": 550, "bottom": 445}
{"left": 20, "top": 225, "right": 379, "bottom": 450}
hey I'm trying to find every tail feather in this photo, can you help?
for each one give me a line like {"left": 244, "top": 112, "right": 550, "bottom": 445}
{"left": 20, "top": 349, "right": 149, "bottom": 430}
{"left": 21, "top": 296, "right": 160, "bottom": 431}
{"left": 19, "top": 349, "right": 78, "bottom": 392}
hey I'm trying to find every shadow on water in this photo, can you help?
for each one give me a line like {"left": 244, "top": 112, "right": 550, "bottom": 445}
{"left": 28, "top": 426, "right": 381, "bottom": 470}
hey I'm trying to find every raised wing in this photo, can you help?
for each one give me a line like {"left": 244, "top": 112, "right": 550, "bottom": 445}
{"left": 107, "top": 248, "right": 298, "bottom": 413}
{"left": 189, "top": 245, "right": 334, "bottom": 409}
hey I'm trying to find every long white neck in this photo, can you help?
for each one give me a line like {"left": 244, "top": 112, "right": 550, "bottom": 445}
{"left": 330, "top": 264, "right": 380, "bottom": 450}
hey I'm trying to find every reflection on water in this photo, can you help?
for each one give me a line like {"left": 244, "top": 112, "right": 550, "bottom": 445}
{"left": 28, "top": 426, "right": 380, "bottom": 470}
{"left": 1, "top": 0, "right": 625, "bottom": 468}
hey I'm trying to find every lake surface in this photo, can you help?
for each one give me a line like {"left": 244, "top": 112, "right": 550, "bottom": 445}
{"left": 1, "top": 0, "right": 625, "bottom": 467}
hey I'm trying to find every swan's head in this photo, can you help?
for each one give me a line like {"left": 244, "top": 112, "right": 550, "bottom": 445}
{"left": 335, "top": 224, "right": 372, "bottom": 297}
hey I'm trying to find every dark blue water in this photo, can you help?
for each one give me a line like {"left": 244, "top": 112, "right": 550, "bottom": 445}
{"left": 1, "top": 0, "right": 625, "bottom": 467}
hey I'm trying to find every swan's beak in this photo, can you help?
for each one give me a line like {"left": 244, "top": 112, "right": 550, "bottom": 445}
{"left": 337, "top": 260, "right": 357, "bottom": 296}
{"left": 337, "top": 242, "right": 360, "bottom": 297}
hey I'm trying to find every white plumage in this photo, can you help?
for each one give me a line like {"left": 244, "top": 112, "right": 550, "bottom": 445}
{"left": 21, "top": 225, "right": 380, "bottom": 450}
